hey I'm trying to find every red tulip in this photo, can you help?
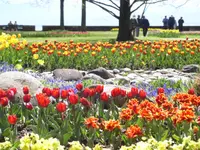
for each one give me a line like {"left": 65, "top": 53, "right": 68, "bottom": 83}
{"left": 7, "top": 89, "right": 15, "bottom": 100}
{"left": 157, "top": 87, "right": 165, "bottom": 94}
{"left": 188, "top": 88, "right": 195, "bottom": 95}
{"left": 56, "top": 102, "right": 67, "bottom": 112}
{"left": 67, "top": 89, "right": 75, "bottom": 96}
{"left": 0, "top": 97, "right": 8, "bottom": 107}
{"left": 51, "top": 88, "right": 60, "bottom": 99}
{"left": 25, "top": 103, "right": 33, "bottom": 110}
{"left": 76, "top": 83, "right": 83, "bottom": 91}
{"left": 61, "top": 89, "right": 68, "bottom": 99}
{"left": 100, "top": 92, "right": 109, "bottom": 102}
{"left": 23, "top": 86, "right": 29, "bottom": 94}
{"left": 139, "top": 90, "right": 146, "bottom": 99}
{"left": 0, "top": 89, "right": 7, "bottom": 98}
{"left": 68, "top": 94, "right": 78, "bottom": 105}
{"left": 42, "top": 87, "right": 51, "bottom": 96}
{"left": 83, "top": 88, "right": 91, "bottom": 98}
{"left": 23, "top": 94, "right": 31, "bottom": 103}
{"left": 95, "top": 85, "right": 104, "bottom": 94}
{"left": 131, "top": 87, "right": 138, "bottom": 97}
{"left": 89, "top": 88, "right": 96, "bottom": 97}
{"left": 111, "top": 87, "right": 121, "bottom": 97}
{"left": 80, "top": 97, "right": 91, "bottom": 107}
{"left": 9, "top": 87, "right": 17, "bottom": 95}
{"left": 8, "top": 115, "right": 17, "bottom": 125}
{"left": 197, "top": 116, "right": 200, "bottom": 125}
{"left": 36, "top": 93, "right": 50, "bottom": 108}
{"left": 120, "top": 89, "right": 126, "bottom": 97}
{"left": 127, "top": 91, "right": 133, "bottom": 99}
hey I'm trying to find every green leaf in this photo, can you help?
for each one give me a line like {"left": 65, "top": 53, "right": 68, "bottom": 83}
{"left": 2, "top": 127, "right": 11, "bottom": 137}
{"left": 161, "top": 130, "right": 169, "bottom": 141}
{"left": 172, "top": 134, "right": 180, "bottom": 142}
{"left": 63, "top": 133, "right": 73, "bottom": 145}
{"left": 47, "top": 116, "right": 60, "bottom": 130}
{"left": 27, "top": 125, "right": 38, "bottom": 133}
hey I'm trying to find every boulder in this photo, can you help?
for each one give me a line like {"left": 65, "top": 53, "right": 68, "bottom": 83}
{"left": 81, "top": 73, "right": 106, "bottom": 84}
{"left": 53, "top": 69, "right": 83, "bottom": 81}
{"left": 0, "top": 71, "right": 44, "bottom": 105}
{"left": 88, "top": 67, "right": 114, "bottom": 79}
{"left": 182, "top": 64, "right": 200, "bottom": 73}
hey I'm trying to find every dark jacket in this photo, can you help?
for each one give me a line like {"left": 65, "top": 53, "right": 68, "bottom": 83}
{"left": 130, "top": 18, "right": 138, "bottom": 29}
{"left": 141, "top": 18, "right": 150, "bottom": 28}
{"left": 178, "top": 19, "right": 184, "bottom": 26}
{"left": 168, "top": 17, "right": 175, "bottom": 27}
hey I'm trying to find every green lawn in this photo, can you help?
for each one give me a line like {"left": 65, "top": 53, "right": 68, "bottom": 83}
{"left": 22, "top": 31, "right": 200, "bottom": 43}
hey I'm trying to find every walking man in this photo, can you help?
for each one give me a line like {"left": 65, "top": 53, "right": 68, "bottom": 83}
{"left": 135, "top": 15, "right": 141, "bottom": 37}
{"left": 141, "top": 16, "right": 150, "bottom": 37}
{"left": 162, "top": 16, "right": 168, "bottom": 29}
{"left": 130, "top": 15, "right": 138, "bottom": 40}
{"left": 178, "top": 17, "right": 184, "bottom": 32}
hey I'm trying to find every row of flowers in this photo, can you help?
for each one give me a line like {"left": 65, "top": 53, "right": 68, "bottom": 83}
{"left": 0, "top": 33, "right": 200, "bottom": 70}
{"left": 0, "top": 82, "right": 200, "bottom": 149}
{"left": 1, "top": 133, "right": 200, "bottom": 150}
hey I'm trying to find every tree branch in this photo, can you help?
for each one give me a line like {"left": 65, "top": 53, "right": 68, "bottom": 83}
{"left": 130, "top": 0, "right": 137, "bottom": 8}
{"left": 87, "top": 1, "right": 119, "bottom": 19}
{"left": 109, "top": 0, "right": 120, "bottom": 9}
{"left": 89, "top": 0, "right": 119, "bottom": 11}
{"left": 130, "top": 1, "right": 145, "bottom": 14}
{"left": 146, "top": 0, "right": 167, "bottom": 4}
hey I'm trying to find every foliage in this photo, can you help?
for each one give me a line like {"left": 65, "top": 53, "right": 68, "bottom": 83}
{"left": 0, "top": 83, "right": 200, "bottom": 149}
{"left": 148, "top": 28, "right": 181, "bottom": 38}
{"left": 1, "top": 33, "right": 200, "bottom": 71}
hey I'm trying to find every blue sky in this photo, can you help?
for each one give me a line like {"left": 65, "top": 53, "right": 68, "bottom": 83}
{"left": 0, "top": 0, "right": 199, "bottom": 30}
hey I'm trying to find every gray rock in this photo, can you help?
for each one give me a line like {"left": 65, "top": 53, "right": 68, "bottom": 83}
{"left": 81, "top": 73, "right": 106, "bottom": 84}
{"left": 79, "top": 70, "right": 87, "bottom": 76}
{"left": 167, "top": 74, "right": 174, "bottom": 78}
{"left": 113, "top": 69, "right": 120, "bottom": 74}
{"left": 114, "top": 76, "right": 130, "bottom": 85}
{"left": 122, "top": 68, "right": 131, "bottom": 72}
{"left": 134, "top": 69, "right": 144, "bottom": 73}
{"left": 152, "top": 72, "right": 162, "bottom": 78}
{"left": 41, "top": 71, "right": 53, "bottom": 79}
{"left": 0, "top": 71, "right": 44, "bottom": 105}
{"left": 88, "top": 67, "right": 114, "bottom": 79}
{"left": 144, "top": 70, "right": 152, "bottom": 74}
{"left": 127, "top": 73, "right": 138, "bottom": 80}
{"left": 53, "top": 69, "right": 83, "bottom": 81}
{"left": 182, "top": 64, "right": 200, "bottom": 73}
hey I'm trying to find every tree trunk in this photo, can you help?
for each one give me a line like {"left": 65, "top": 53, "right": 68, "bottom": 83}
{"left": 60, "top": 0, "right": 65, "bottom": 30}
{"left": 117, "top": 0, "right": 131, "bottom": 41}
{"left": 81, "top": 0, "right": 86, "bottom": 31}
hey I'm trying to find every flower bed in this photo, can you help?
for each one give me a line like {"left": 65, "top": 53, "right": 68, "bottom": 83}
{"left": 0, "top": 82, "right": 199, "bottom": 149}
{"left": 0, "top": 32, "right": 200, "bottom": 149}
{"left": 0, "top": 33, "right": 200, "bottom": 71}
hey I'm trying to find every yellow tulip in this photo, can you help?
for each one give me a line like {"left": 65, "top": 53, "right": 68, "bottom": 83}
{"left": 33, "top": 54, "right": 39, "bottom": 60}
{"left": 37, "top": 59, "right": 45, "bottom": 65}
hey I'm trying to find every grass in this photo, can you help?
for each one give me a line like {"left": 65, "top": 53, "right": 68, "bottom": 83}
{"left": 19, "top": 31, "right": 200, "bottom": 43}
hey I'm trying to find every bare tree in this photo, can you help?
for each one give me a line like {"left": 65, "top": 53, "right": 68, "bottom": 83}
{"left": 86, "top": 0, "right": 169, "bottom": 41}
{"left": 81, "top": 0, "right": 86, "bottom": 31}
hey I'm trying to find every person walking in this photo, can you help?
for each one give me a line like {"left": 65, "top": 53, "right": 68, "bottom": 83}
{"left": 8, "top": 21, "right": 13, "bottom": 31}
{"left": 130, "top": 15, "right": 138, "bottom": 40}
{"left": 141, "top": 16, "right": 150, "bottom": 37}
{"left": 162, "top": 16, "right": 168, "bottom": 29}
{"left": 178, "top": 17, "right": 184, "bottom": 32}
{"left": 168, "top": 15, "right": 175, "bottom": 30}
{"left": 135, "top": 15, "right": 141, "bottom": 37}
{"left": 14, "top": 21, "right": 18, "bottom": 31}
{"left": 173, "top": 17, "right": 177, "bottom": 29}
